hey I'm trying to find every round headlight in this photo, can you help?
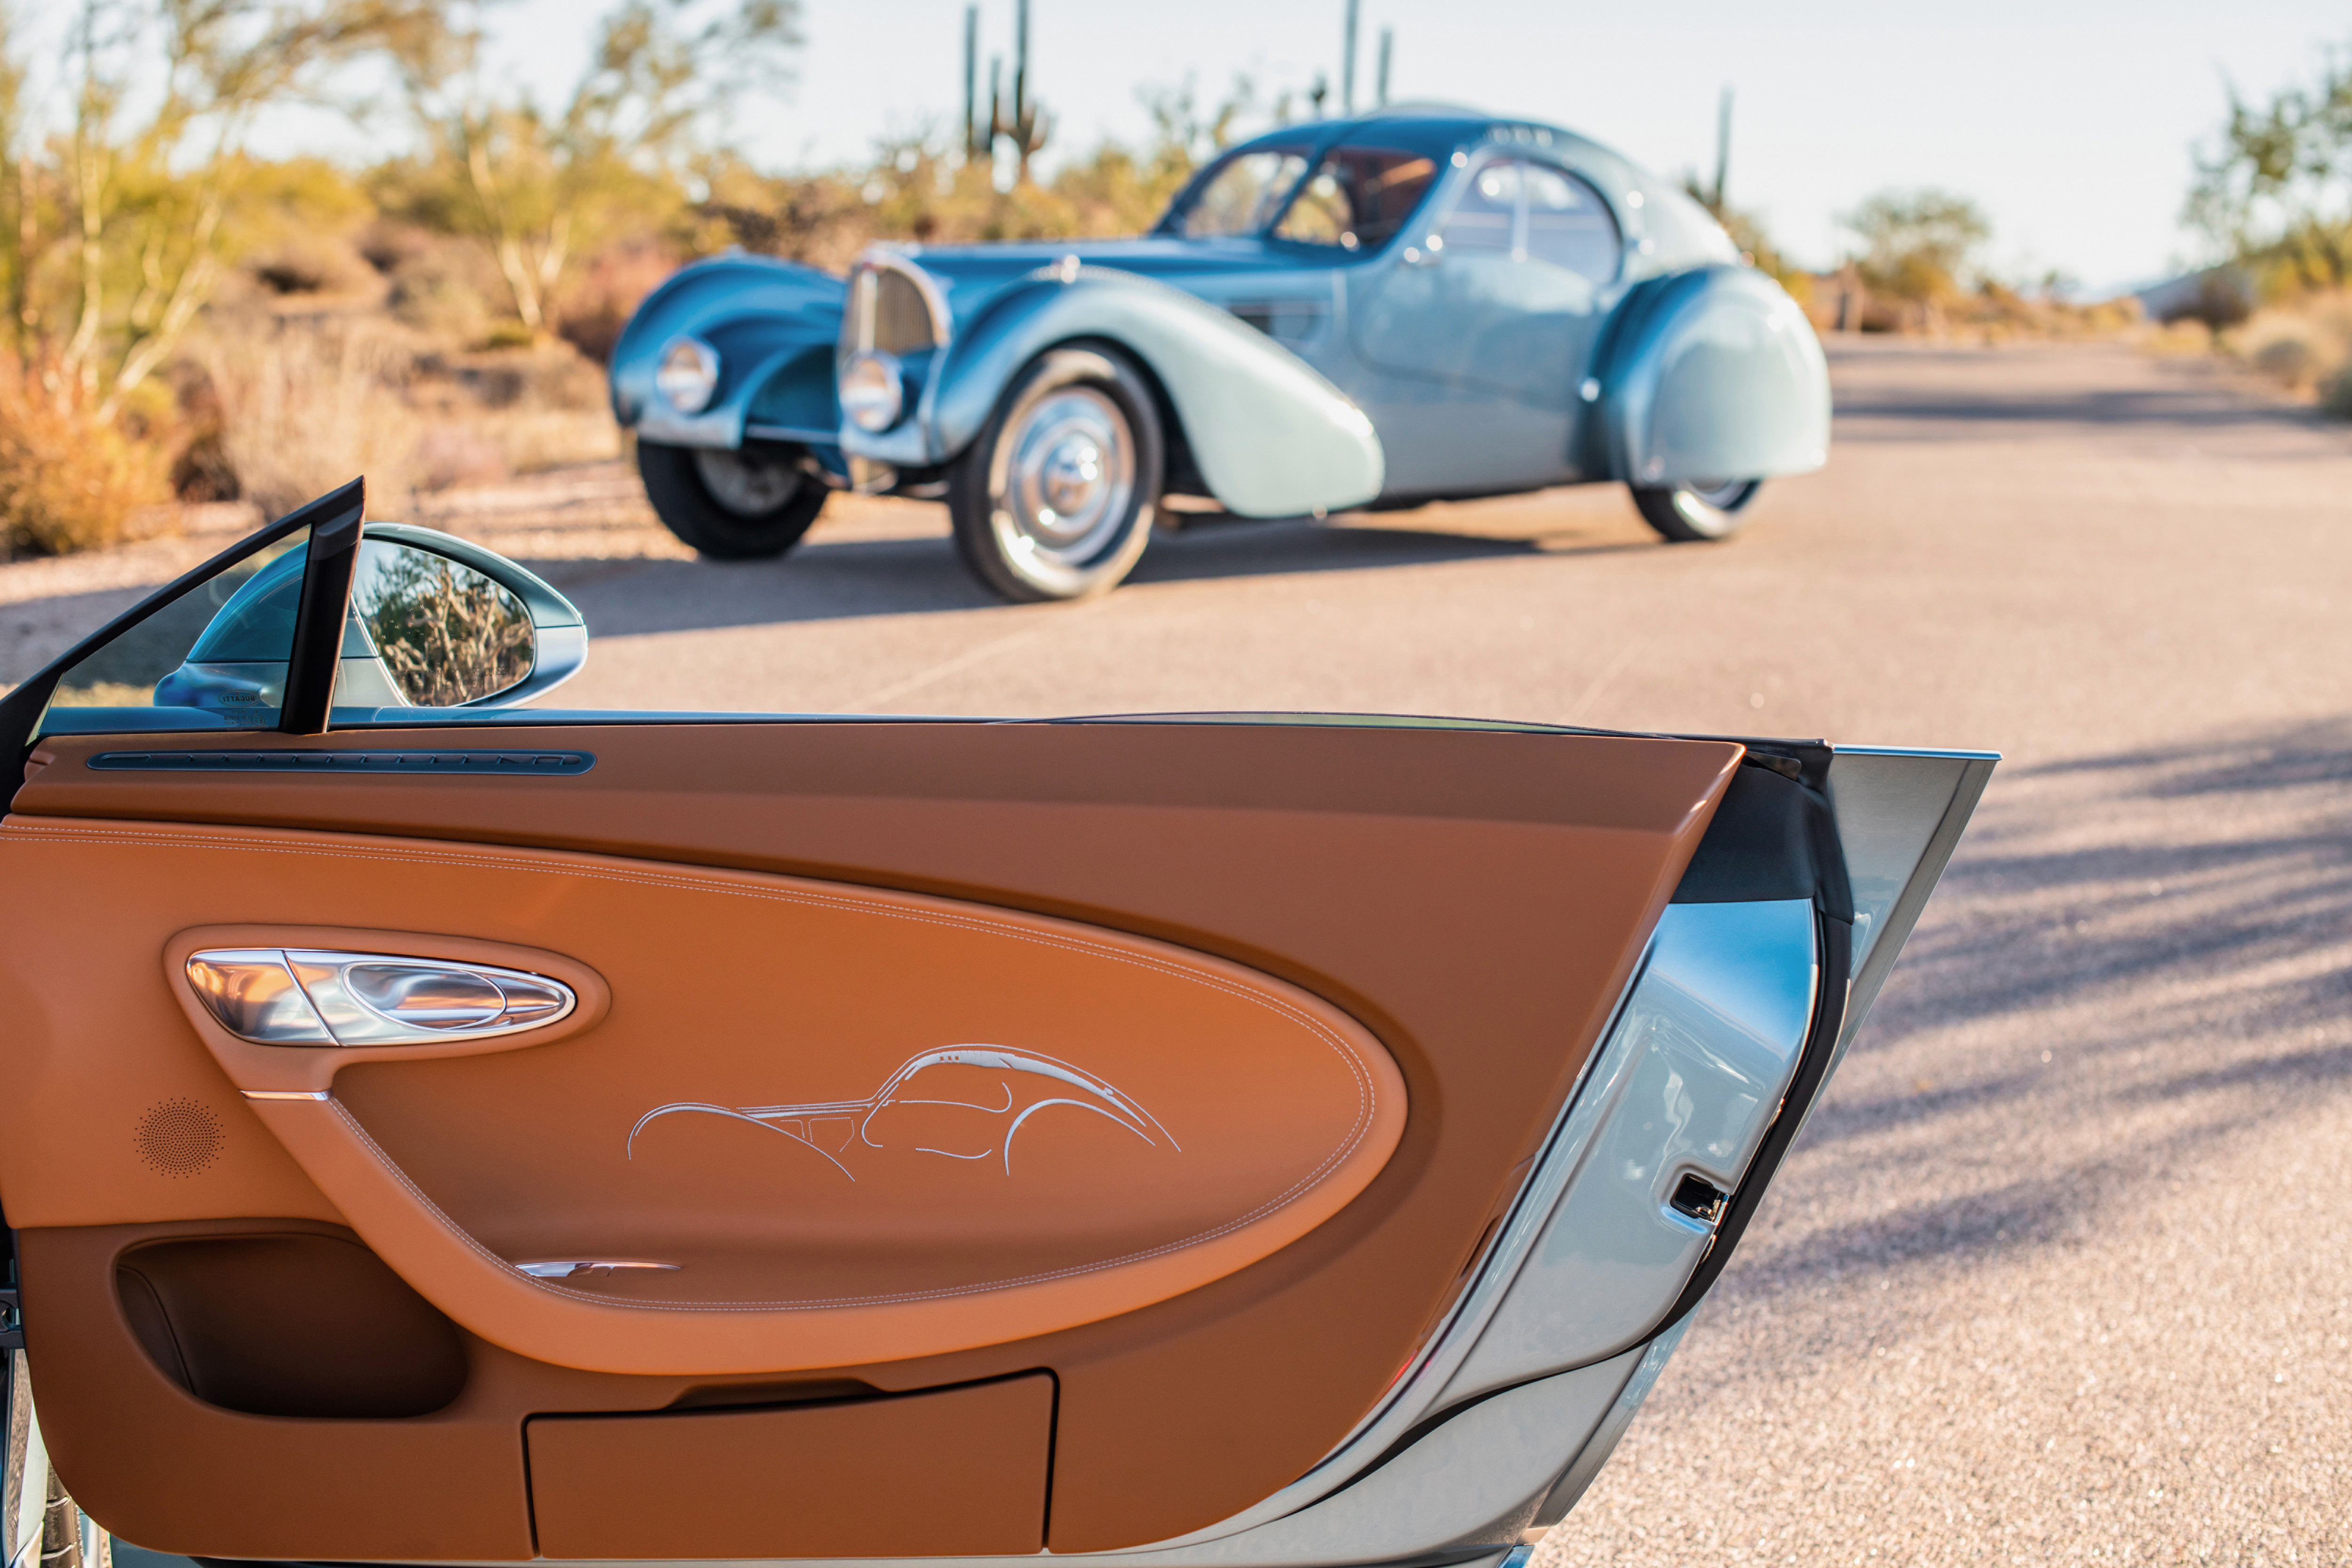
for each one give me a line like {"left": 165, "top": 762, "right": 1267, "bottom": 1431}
{"left": 839, "top": 350, "right": 905, "bottom": 433}
{"left": 655, "top": 336, "right": 720, "bottom": 414}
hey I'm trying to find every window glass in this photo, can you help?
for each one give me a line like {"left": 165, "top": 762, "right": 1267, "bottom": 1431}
{"left": 1523, "top": 163, "right": 1622, "bottom": 280}
{"left": 1272, "top": 146, "right": 1438, "bottom": 250}
{"left": 39, "top": 529, "right": 312, "bottom": 732}
{"left": 1438, "top": 158, "right": 1520, "bottom": 255}
{"left": 1176, "top": 150, "right": 1310, "bottom": 239}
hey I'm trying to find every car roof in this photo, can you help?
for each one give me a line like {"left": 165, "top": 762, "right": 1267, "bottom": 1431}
{"left": 1218, "top": 107, "right": 1618, "bottom": 167}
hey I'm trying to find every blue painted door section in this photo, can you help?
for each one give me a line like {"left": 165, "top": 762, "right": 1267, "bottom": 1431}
{"left": 1350, "top": 153, "right": 1623, "bottom": 492}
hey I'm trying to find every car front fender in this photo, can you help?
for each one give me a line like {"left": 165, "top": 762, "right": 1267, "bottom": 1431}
{"left": 1597, "top": 267, "right": 1829, "bottom": 487}
{"left": 610, "top": 255, "right": 845, "bottom": 449}
{"left": 894, "top": 268, "right": 1384, "bottom": 518}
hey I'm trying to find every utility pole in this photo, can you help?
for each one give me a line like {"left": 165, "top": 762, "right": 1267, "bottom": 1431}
{"left": 1341, "top": 0, "right": 1359, "bottom": 115}
{"left": 961, "top": 6, "right": 981, "bottom": 159}
{"left": 1376, "top": 26, "right": 1392, "bottom": 108}
{"left": 1710, "top": 85, "right": 1733, "bottom": 214}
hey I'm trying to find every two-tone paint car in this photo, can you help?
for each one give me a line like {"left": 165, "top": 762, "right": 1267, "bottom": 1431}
{"left": 612, "top": 105, "right": 1832, "bottom": 601}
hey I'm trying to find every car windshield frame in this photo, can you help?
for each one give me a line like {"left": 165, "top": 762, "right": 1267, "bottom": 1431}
{"left": 1160, "top": 142, "right": 1321, "bottom": 240}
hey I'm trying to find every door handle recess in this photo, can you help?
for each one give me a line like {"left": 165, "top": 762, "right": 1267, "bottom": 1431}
{"left": 186, "top": 948, "right": 576, "bottom": 1046}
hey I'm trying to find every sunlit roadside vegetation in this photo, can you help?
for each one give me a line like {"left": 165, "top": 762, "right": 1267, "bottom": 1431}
{"left": 2181, "top": 39, "right": 2352, "bottom": 413}
{"left": 0, "top": 0, "right": 1252, "bottom": 558}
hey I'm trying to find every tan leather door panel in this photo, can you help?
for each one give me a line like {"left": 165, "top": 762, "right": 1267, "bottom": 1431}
{"left": 112, "top": 849, "right": 1404, "bottom": 1375}
{"left": 1, "top": 719, "right": 1739, "bottom": 1552}
{"left": 526, "top": 1376, "right": 1054, "bottom": 1558}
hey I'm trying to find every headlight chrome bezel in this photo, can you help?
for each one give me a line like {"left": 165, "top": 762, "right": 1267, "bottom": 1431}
{"left": 839, "top": 349, "right": 906, "bottom": 433}
{"left": 654, "top": 335, "right": 722, "bottom": 414}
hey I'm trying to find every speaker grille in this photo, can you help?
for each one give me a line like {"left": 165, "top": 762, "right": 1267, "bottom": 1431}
{"left": 135, "top": 1098, "right": 224, "bottom": 1178}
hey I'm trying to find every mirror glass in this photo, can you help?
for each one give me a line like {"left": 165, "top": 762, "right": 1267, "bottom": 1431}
{"left": 350, "top": 541, "right": 533, "bottom": 707}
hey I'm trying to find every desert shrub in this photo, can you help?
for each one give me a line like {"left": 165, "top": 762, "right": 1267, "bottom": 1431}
{"left": 2251, "top": 334, "right": 2319, "bottom": 388}
{"left": 412, "top": 423, "right": 509, "bottom": 491}
{"left": 199, "top": 320, "right": 421, "bottom": 519}
{"left": 2233, "top": 291, "right": 2352, "bottom": 404}
{"left": 0, "top": 366, "right": 173, "bottom": 558}
{"left": 553, "top": 240, "right": 683, "bottom": 363}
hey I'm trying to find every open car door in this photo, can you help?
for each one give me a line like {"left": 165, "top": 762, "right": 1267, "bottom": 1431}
{"left": 0, "top": 486, "right": 1990, "bottom": 1566}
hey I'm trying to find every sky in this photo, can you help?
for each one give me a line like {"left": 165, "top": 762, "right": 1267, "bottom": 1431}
{"left": 292, "top": 0, "right": 2352, "bottom": 292}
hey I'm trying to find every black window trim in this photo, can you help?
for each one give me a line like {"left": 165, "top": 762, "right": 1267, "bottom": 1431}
{"left": 0, "top": 477, "right": 365, "bottom": 797}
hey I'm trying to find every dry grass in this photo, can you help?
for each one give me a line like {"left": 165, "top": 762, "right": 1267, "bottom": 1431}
{"left": 2228, "top": 292, "right": 2352, "bottom": 414}
{"left": 200, "top": 319, "right": 423, "bottom": 519}
{"left": 0, "top": 365, "right": 174, "bottom": 559}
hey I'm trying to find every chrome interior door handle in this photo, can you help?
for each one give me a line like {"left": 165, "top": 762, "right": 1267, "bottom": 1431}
{"left": 185, "top": 948, "right": 577, "bottom": 1046}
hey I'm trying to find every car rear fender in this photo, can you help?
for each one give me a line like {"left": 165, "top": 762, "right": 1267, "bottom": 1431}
{"left": 1593, "top": 265, "right": 1830, "bottom": 486}
{"left": 912, "top": 267, "right": 1386, "bottom": 518}
{"left": 609, "top": 256, "right": 846, "bottom": 449}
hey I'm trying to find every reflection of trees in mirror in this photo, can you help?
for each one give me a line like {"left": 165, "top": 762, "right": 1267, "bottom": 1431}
{"left": 358, "top": 549, "right": 532, "bottom": 707}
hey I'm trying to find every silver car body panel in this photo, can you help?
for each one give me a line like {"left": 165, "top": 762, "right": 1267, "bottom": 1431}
{"left": 845, "top": 263, "right": 1387, "bottom": 518}
{"left": 1603, "top": 265, "right": 1833, "bottom": 487}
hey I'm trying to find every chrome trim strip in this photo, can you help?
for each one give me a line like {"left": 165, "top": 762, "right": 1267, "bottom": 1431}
{"left": 241, "top": 1090, "right": 331, "bottom": 1101}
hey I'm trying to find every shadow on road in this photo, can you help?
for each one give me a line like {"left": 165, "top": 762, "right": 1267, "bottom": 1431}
{"left": 1717, "top": 716, "right": 2352, "bottom": 1303}
{"left": 530, "top": 517, "right": 1562, "bottom": 639}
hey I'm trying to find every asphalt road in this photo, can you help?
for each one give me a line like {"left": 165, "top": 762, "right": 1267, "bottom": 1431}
{"left": 536, "top": 339, "right": 2352, "bottom": 1564}
{"left": 9, "top": 338, "right": 2351, "bottom": 1563}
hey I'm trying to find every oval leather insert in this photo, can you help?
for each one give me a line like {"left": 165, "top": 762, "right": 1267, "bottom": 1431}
{"left": 130, "top": 823, "right": 1405, "bottom": 1374}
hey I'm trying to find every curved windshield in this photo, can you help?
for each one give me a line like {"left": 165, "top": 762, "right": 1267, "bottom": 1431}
{"left": 1174, "top": 148, "right": 1310, "bottom": 238}
{"left": 1272, "top": 146, "right": 1438, "bottom": 251}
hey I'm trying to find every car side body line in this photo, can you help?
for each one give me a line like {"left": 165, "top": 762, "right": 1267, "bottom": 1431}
{"left": 847, "top": 265, "right": 1387, "bottom": 519}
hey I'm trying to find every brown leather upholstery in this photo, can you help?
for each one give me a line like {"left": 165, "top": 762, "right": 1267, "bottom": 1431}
{"left": 134, "top": 868, "right": 1407, "bottom": 1375}
{"left": 3, "top": 720, "right": 1739, "bottom": 1552}
{"left": 527, "top": 1376, "right": 1055, "bottom": 1559}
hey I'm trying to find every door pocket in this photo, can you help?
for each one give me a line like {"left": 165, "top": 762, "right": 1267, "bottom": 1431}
{"left": 524, "top": 1374, "right": 1055, "bottom": 1558}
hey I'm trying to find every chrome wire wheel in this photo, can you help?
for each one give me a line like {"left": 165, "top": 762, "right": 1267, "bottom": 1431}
{"left": 1629, "top": 478, "right": 1765, "bottom": 543}
{"left": 949, "top": 346, "right": 1164, "bottom": 602}
{"left": 998, "top": 388, "right": 1137, "bottom": 572}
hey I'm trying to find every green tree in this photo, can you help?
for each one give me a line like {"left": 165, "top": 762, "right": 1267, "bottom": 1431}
{"left": 1839, "top": 188, "right": 1990, "bottom": 302}
{"left": 386, "top": 0, "right": 803, "bottom": 336}
{"left": 2187, "top": 47, "right": 2352, "bottom": 290}
{"left": 5, "top": 0, "right": 451, "bottom": 419}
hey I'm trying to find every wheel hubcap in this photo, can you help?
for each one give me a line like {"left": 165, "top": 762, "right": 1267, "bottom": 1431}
{"left": 1001, "top": 389, "right": 1135, "bottom": 565}
{"left": 695, "top": 448, "right": 803, "bottom": 517}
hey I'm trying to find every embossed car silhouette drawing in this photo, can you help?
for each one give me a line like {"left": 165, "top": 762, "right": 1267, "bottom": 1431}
{"left": 628, "top": 1047, "right": 1178, "bottom": 1180}
{"left": 610, "top": 105, "right": 1831, "bottom": 602}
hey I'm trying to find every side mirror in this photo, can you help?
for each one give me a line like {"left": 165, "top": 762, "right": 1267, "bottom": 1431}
{"left": 156, "top": 524, "right": 586, "bottom": 716}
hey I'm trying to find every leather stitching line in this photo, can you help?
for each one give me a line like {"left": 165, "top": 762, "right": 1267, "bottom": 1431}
{"left": 14, "top": 820, "right": 1387, "bottom": 1313}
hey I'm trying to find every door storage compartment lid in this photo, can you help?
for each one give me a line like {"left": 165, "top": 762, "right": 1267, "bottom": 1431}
{"left": 525, "top": 1373, "right": 1054, "bottom": 1559}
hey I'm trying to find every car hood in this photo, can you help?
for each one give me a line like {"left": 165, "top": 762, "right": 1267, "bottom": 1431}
{"left": 893, "top": 238, "right": 1315, "bottom": 318}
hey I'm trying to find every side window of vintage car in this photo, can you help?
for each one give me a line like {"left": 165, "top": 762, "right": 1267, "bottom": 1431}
{"left": 1435, "top": 158, "right": 1522, "bottom": 256}
{"left": 1521, "top": 161, "right": 1622, "bottom": 281}
{"left": 1273, "top": 146, "right": 1438, "bottom": 251}
{"left": 1178, "top": 149, "right": 1311, "bottom": 239}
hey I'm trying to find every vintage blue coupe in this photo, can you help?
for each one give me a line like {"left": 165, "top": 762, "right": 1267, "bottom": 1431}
{"left": 609, "top": 106, "right": 1831, "bottom": 601}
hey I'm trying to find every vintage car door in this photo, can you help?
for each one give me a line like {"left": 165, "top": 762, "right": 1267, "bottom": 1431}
{"left": 1350, "top": 151, "right": 1623, "bottom": 497}
{"left": 0, "top": 494, "right": 1988, "bottom": 1566}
